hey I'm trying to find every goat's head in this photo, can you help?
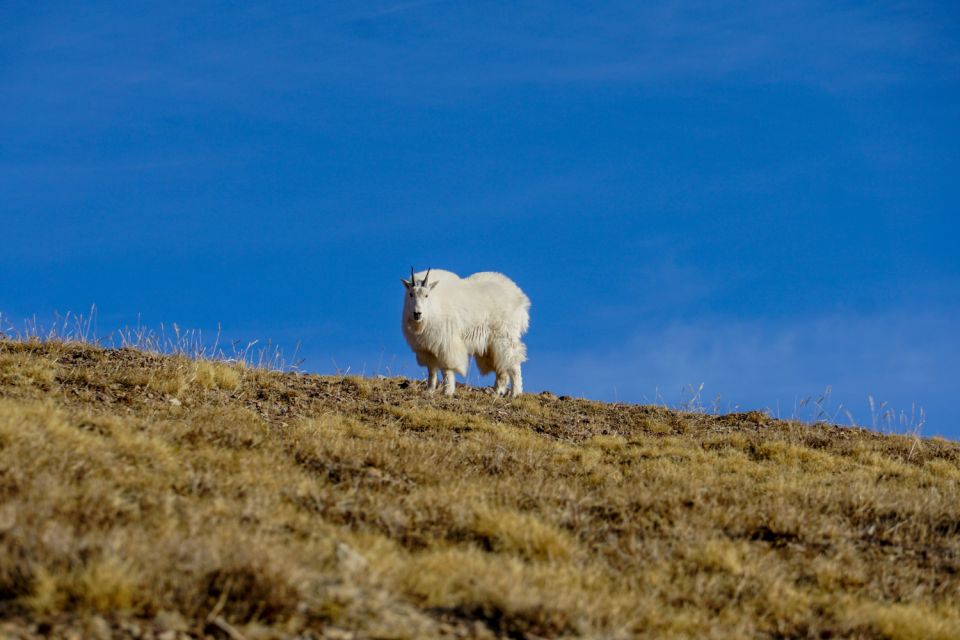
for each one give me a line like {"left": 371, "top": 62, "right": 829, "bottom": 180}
{"left": 401, "top": 267, "right": 439, "bottom": 331}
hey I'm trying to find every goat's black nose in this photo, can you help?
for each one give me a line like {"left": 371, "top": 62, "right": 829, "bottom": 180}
{"left": 413, "top": 312, "right": 422, "bottom": 320}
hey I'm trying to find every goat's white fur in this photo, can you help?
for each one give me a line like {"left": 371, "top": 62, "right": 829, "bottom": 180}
{"left": 401, "top": 269, "right": 530, "bottom": 397}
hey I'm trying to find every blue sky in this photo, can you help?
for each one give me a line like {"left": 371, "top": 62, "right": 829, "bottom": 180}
{"left": 2, "top": 1, "right": 958, "bottom": 436}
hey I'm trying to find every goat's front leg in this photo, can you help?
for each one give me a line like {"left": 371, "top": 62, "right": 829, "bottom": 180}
{"left": 493, "top": 372, "right": 509, "bottom": 397}
{"left": 426, "top": 367, "right": 439, "bottom": 393}
{"left": 442, "top": 369, "right": 457, "bottom": 397}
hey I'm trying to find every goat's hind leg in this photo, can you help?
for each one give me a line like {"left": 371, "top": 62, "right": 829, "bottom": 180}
{"left": 508, "top": 365, "right": 523, "bottom": 398}
{"left": 497, "top": 338, "right": 526, "bottom": 398}
{"left": 475, "top": 353, "right": 506, "bottom": 396}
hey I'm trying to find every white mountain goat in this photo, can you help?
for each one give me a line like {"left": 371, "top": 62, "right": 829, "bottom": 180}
{"left": 401, "top": 268, "right": 530, "bottom": 397}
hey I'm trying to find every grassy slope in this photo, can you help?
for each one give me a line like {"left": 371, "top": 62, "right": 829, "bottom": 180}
{"left": 0, "top": 340, "right": 958, "bottom": 640}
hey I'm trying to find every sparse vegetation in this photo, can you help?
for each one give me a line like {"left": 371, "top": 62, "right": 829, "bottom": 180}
{"left": 0, "top": 339, "right": 958, "bottom": 639}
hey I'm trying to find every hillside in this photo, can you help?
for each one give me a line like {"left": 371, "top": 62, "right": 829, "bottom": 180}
{"left": 0, "top": 340, "right": 958, "bottom": 639}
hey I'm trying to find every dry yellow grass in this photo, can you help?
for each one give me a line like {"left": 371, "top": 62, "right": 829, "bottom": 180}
{"left": 0, "top": 340, "right": 958, "bottom": 639}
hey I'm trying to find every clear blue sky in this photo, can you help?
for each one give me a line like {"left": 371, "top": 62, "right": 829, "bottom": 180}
{"left": 2, "top": 2, "right": 958, "bottom": 437}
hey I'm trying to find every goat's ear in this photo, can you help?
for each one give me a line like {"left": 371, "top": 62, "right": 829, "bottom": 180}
{"left": 401, "top": 278, "right": 412, "bottom": 289}
{"left": 429, "top": 280, "right": 439, "bottom": 290}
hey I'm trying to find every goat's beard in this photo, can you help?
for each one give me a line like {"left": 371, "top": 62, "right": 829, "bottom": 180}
{"left": 407, "top": 316, "right": 425, "bottom": 333}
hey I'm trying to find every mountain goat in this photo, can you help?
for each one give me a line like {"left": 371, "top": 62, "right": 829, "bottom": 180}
{"left": 401, "top": 268, "right": 530, "bottom": 397}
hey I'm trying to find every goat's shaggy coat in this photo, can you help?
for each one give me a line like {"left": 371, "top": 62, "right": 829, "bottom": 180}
{"left": 401, "top": 269, "right": 530, "bottom": 397}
